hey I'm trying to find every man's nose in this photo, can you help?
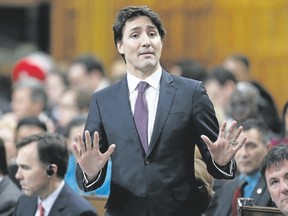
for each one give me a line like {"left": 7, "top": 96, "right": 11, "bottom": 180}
{"left": 237, "top": 146, "right": 248, "bottom": 157}
{"left": 141, "top": 34, "right": 151, "bottom": 47}
{"left": 15, "top": 168, "right": 22, "bottom": 180}
{"left": 280, "top": 179, "right": 288, "bottom": 192}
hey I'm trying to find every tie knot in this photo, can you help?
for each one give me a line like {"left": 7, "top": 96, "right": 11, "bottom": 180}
{"left": 137, "top": 81, "right": 148, "bottom": 93}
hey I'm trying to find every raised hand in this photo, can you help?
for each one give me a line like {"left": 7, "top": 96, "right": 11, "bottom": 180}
{"left": 201, "top": 120, "right": 247, "bottom": 166}
{"left": 73, "top": 130, "right": 116, "bottom": 181}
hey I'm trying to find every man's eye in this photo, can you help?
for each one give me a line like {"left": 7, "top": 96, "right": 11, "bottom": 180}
{"left": 270, "top": 180, "right": 278, "bottom": 186}
{"left": 131, "top": 33, "right": 138, "bottom": 38}
{"left": 149, "top": 32, "right": 156, "bottom": 37}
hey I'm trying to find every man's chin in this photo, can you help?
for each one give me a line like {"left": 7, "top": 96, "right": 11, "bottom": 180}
{"left": 21, "top": 189, "right": 32, "bottom": 196}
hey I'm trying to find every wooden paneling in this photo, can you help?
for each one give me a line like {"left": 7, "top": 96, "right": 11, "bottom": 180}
{"left": 50, "top": 0, "right": 288, "bottom": 111}
{"left": 50, "top": 0, "right": 115, "bottom": 68}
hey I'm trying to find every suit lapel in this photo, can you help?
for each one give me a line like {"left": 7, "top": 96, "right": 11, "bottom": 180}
{"left": 109, "top": 78, "right": 142, "bottom": 148}
{"left": 21, "top": 196, "right": 38, "bottom": 216}
{"left": 251, "top": 177, "right": 270, "bottom": 205}
{"left": 147, "top": 71, "right": 176, "bottom": 155}
{"left": 48, "top": 185, "right": 68, "bottom": 216}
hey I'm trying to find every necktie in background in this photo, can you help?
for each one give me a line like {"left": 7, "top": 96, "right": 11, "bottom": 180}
{"left": 38, "top": 202, "right": 45, "bottom": 216}
{"left": 232, "top": 181, "right": 247, "bottom": 216}
{"left": 134, "top": 81, "right": 149, "bottom": 153}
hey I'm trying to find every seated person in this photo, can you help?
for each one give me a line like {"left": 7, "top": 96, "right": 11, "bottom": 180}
{"left": 260, "top": 144, "right": 288, "bottom": 216}
{"left": 8, "top": 116, "right": 48, "bottom": 188}
{"left": 211, "top": 119, "right": 275, "bottom": 216}
{"left": 0, "top": 137, "right": 22, "bottom": 215}
{"left": 14, "top": 133, "right": 98, "bottom": 216}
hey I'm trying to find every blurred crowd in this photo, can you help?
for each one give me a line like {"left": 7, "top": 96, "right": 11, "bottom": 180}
{"left": 0, "top": 50, "right": 288, "bottom": 215}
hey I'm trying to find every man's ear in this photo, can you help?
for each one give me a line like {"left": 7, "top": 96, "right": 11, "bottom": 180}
{"left": 117, "top": 41, "right": 124, "bottom": 55}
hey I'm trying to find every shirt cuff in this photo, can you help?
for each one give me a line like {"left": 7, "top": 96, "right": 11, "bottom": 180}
{"left": 213, "top": 160, "right": 234, "bottom": 177}
{"left": 83, "top": 170, "right": 102, "bottom": 188}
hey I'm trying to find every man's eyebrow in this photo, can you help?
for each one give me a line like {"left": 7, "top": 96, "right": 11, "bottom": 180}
{"left": 267, "top": 176, "right": 278, "bottom": 182}
{"left": 128, "top": 25, "right": 157, "bottom": 32}
{"left": 146, "top": 24, "right": 157, "bottom": 30}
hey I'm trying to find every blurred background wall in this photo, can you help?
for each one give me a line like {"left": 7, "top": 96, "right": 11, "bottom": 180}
{"left": 0, "top": 0, "right": 287, "bottom": 111}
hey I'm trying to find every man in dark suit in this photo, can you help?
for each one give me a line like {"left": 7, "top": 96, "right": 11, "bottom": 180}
{"left": 211, "top": 119, "right": 275, "bottom": 216}
{"left": 0, "top": 138, "right": 22, "bottom": 216}
{"left": 74, "top": 6, "right": 247, "bottom": 216}
{"left": 14, "top": 133, "right": 98, "bottom": 216}
{"left": 260, "top": 144, "right": 288, "bottom": 216}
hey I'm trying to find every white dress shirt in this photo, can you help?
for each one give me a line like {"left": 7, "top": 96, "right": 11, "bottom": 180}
{"left": 35, "top": 181, "right": 65, "bottom": 216}
{"left": 127, "top": 68, "right": 162, "bottom": 145}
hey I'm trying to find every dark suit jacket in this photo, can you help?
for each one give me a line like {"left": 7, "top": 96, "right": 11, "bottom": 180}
{"left": 13, "top": 184, "right": 98, "bottom": 216}
{"left": 0, "top": 176, "right": 22, "bottom": 216}
{"left": 212, "top": 175, "right": 274, "bottom": 216}
{"left": 76, "top": 71, "right": 236, "bottom": 216}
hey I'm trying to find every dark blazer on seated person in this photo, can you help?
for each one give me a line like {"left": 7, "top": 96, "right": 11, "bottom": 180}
{"left": 76, "top": 71, "right": 237, "bottom": 216}
{"left": 212, "top": 175, "right": 274, "bottom": 216}
{"left": 14, "top": 184, "right": 98, "bottom": 216}
{"left": 0, "top": 175, "right": 22, "bottom": 216}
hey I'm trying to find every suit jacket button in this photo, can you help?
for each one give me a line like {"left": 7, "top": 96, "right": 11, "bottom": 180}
{"left": 142, "top": 193, "right": 147, "bottom": 197}
{"left": 144, "top": 159, "right": 150, "bottom": 165}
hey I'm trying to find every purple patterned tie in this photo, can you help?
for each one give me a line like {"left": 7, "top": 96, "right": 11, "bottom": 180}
{"left": 134, "top": 81, "right": 149, "bottom": 153}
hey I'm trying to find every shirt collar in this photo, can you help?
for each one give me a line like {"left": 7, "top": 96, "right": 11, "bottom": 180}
{"left": 127, "top": 67, "right": 162, "bottom": 95}
{"left": 38, "top": 180, "right": 65, "bottom": 212}
{"left": 240, "top": 171, "right": 262, "bottom": 184}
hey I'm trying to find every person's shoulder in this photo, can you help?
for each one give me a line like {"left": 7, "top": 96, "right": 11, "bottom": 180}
{"left": 62, "top": 185, "right": 98, "bottom": 212}
{"left": 1, "top": 176, "right": 22, "bottom": 198}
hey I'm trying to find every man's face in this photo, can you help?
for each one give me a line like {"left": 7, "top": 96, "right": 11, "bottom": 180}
{"left": 265, "top": 160, "right": 288, "bottom": 216}
{"left": 205, "top": 79, "right": 222, "bottom": 107}
{"left": 15, "top": 142, "right": 49, "bottom": 198}
{"left": 223, "top": 59, "right": 248, "bottom": 82}
{"left": 11, "top": 88, "right": 36, "bottom": 120}
{"left": 57, "top": 90, "right": 79, "bottom": 127}
{"left": 117, "top": 16, "right": 162, "bottom": 76}
{"left": 235, "top": 128, "right": 268, "bottom": 175}
{"left": 67, "top": 64, "right": 89, "bottom": 90}
{"left": 230, "top": 90, "right": 257, "bottom": 121}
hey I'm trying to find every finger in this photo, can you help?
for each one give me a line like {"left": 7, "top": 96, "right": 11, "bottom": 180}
{"left": 226, "top": 121, "right": 237, "bottom": 140}
{"left": 219, "top": 121, "right": 227, "bottom": 139}
{"left": 234, "top": 136, "right": 247, "bottom": 151}
{"left": 232, "top": 125, "right": 243, "bottom": 141}
{"left": 78, "top": 132, "right": 86, "bottom": 154}
{"left": 92, "top": 131, "right": 100, "bottom": 150}
{"left": 84, "top": 130, "right": 92, "bottom": 150}
{"left": 72, "top": 143, "right": 81, "bottom": 158}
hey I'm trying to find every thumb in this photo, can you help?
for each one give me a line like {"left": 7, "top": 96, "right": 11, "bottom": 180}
{"left": 103, "top": 144, "right": 116, "bottom": 161}
{"left": 201, "top": 135, "right": 212, "bottom": 149}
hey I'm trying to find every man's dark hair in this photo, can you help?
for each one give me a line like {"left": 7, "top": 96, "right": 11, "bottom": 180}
{"left": 260, "top": 144, "right": 288, "bottom": 179}
{"left": 227, "top": 54, "right": 250, "bottom": 70}
{"left": 174, "top": 59, "right": 207, "bottom": 82}
{"left": 208, "top": 65, "right": 237, "bottom": 86}
{"left": 71, "top": 54, "right": 105, "bottom": 76}
{"left": 112, "top": 5, "right": 166, "bottom": 49}
{"left": 16, "top": 116, "right": 47, "bottom": 132}
{"left": 240, "top": 118, "right": 270, "bottom": 145}
{"left": 0, "top": 137, "right": 8, "bottom": 175}
{"left": 16, "top": 133, "right": 69, "bottom": 178}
